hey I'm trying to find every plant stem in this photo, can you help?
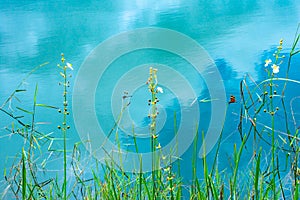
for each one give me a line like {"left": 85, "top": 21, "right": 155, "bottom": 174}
{"left": 63, "top": 65, "right": 67, "bottom": 200}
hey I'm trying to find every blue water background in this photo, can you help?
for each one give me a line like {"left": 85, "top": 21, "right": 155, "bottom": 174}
{"left": 1, "top": 0, "right": 300, "bottom": 197}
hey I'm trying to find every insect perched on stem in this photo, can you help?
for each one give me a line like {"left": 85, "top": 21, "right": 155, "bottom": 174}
{"left": 229, "top": 95, "right": 236, "bottom": 104}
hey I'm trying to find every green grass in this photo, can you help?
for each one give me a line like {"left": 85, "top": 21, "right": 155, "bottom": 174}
{"left": 1, "top": 28, "right": 300, "bottom": 199}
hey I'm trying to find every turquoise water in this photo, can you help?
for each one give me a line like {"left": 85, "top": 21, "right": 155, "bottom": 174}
{"left": 1, "top": 0, "right": 300, "bottom": 197}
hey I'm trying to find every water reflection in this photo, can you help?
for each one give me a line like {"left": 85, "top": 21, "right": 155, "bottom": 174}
{"left": 1, "top": 0, "right": 299, "bottom": 74}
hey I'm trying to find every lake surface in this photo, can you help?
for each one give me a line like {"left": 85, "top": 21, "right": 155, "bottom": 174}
{"left": 1, "top": 0, "right": 300, "bottom": 197}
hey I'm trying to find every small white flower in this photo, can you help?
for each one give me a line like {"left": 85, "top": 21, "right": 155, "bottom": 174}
{"left": 271, "top": 64, "right": 279, "bottom": 74}
{"left": 264, "top": 59, "right": 272, "bottom": 67}
{"left": 157, "top": 87, "right": 163, "bottom": 93}
{"left": 66, "top": 62, "right": 73, "bottom": 70}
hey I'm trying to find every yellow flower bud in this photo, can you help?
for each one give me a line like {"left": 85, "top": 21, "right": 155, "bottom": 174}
{"left": 156, "top": 143, "right": 161, "bottom": 149}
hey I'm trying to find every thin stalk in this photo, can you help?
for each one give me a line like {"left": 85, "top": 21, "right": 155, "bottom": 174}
{"left": 202, "top": 131, "right": 209, "bottom": 197}
{"left": 192, "top": 124, "right": 199, "bottom": 195}
{"left": 211, "top": 103, "right": 229, "bottom": 176}
{"left": 22, "top": 147, "right": 26, "bottom": 200}
{"left": 231, "top": 135, "right": 247, "bottom": 199}
{"left": 63, "top": 63, "right": 67, "bottom": 200}
{"left": 57, "top": 54, "right": 72, "bottom": 200}
{"left": 254, "top": 148, "right": 261, "bottom": 200}
{"left": 146, "top": 67, "right": 161, "bottom": 199}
